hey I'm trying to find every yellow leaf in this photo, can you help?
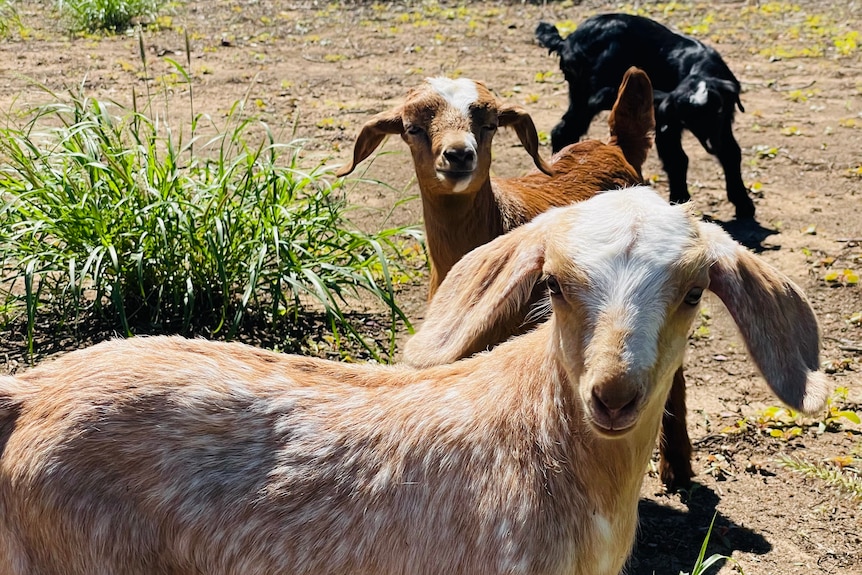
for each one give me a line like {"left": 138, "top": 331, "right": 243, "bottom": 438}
{"left": 831, "top": 455, "right": 856, "bottom": 467}
{"left": 833, "top": 410, "right": 861, "bottom": 424}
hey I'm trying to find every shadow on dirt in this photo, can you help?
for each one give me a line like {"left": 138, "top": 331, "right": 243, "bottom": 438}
{"left": 709, "top": 216, "right": 781, "bottom": 253}
{"left": 628, "top": 483, "right": 771, "bottom": 574}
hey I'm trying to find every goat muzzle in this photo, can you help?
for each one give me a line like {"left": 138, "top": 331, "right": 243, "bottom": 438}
{"left": 585, "top": 375, "right": 643, "bottom": 437}
{"left": 436, "top": 143, "right": 477, "bottom": 178}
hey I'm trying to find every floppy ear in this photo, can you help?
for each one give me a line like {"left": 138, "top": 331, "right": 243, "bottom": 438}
{"left": 707, "top": 78, "right": 745, "bottom": 113}
{"left": 708, "top": 77, "right": 741, "bottom": 96}
{"left": 403, "top": 220, "right": 550, "bottom": 367}
{"left": 498, "top": 103, "right": 554, "bottom": 176}
{"left": 699, "top": 222, "right": 829, "bottom": 414}
{"left": 335, "top": 107, "right": 404, "bottom": 177}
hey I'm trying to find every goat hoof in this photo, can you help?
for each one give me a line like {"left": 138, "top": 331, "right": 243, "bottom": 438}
{"left": 659, "top": 461, "right": 695, "bottom": 492}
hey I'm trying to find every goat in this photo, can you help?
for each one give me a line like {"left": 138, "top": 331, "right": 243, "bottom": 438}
{"left": 536, "top": 13, "right": 757, "bottom": 219}
{"left": 336, "top": 69, "right": 653, "bottom": 299}
{"left": 338, "top": 70, "right": 698, "bottom": 490}
{"left": 0, "top": 187, "right": 827, "bottom": 575}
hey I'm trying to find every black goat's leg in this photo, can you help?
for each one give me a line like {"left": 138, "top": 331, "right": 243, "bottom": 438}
{"left": 550, "top": 108, "right": 593, "bottom": 153}
{"left": 714, "top": 125, "right": 756, "bottom": 219}
{"left": 656, "top": 124, "right": 690, "bottom": 205}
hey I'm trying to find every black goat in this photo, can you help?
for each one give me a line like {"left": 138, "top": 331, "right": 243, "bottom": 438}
{"left": 536, "top": 13, "right": 756, "bottom": 219}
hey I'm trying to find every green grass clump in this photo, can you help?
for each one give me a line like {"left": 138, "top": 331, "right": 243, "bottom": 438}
{"left": 56, "top": 0, "right": 165, "bottom": 32}
{"left": 0, "top": 87, "right": 419, "bottom": 360}
{"left": 0, "top": 0, "right": 19, "bottom": 38}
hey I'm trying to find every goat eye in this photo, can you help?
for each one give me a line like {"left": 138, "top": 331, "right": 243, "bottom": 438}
{"left": 546, "top": 275, "right": 562, "bottom": 297}
{"left": 483, "top": 124, "right": 498, "bottom": 132}
{"left": 683, "top": 287, "right": 704, "bottom": 306}
{"left": 405, "top": 124, "right": 425, "bottom": 137}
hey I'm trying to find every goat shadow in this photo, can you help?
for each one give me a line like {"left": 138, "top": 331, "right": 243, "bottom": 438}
{"left": 627, "top": 483, "right": 771, "bottom": 574}
{"left": 705, "top": 215, "right": 780, "bottom": 253}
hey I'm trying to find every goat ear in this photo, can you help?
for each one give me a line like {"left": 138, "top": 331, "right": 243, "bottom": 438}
{"left": 707, "top": 78, "right": 745, "bottom": 113}
{"left": 497, "top": 104, "right": 554, "bottom": 176}
{"left": 335, "top": 108, "right": 404, "bottom": 177}
{"left": 607, "top": 67, "right": 655, "bottom": 176}
{"left": 699, "top": 222, "right": 829, "bottom": 414}
{"left": 498, "top": 104, "right": 554, "bottom": 176}
{"left": 708, "top": 78, "right": 740, "bottom": 96}
{"left": 403, "top": 221, "right": 548, "bottom": 367}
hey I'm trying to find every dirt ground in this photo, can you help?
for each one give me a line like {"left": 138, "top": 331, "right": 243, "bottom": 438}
{"left": 1, "top": 1, "right": 860, "bottom": 573}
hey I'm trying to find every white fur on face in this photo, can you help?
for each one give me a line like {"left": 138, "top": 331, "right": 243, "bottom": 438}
{"left": 689, "top": 80, "right": 709, "bottom": 106}
{"left": 427, "top": 77, "right": 479, "bottom": 117}
{"left": 553, "top": 188, "right": 695, "bottom": 372}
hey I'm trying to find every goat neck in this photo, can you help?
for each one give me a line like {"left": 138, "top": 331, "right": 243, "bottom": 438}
{"left": 421, "top": 178, "right": 505, "bottom": 298}
{"left": 455, "top": 325, "right": 662, "bottom": 575}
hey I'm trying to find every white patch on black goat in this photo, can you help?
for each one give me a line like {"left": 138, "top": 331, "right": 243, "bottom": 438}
{"left": 688, "top": 80, "right": 709, "bottom": 106}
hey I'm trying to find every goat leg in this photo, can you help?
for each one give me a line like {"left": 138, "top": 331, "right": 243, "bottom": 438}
{"left": 659, "top": 366, "right": 694, "bottom": 490}
{"left": 655, "top": 123, "right": 691, "bottom": 205}
{"left": 715, "top": 126, "right": 756, "bottom": 219}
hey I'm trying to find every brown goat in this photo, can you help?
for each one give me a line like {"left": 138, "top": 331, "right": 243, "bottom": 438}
{"left": 340, "top": 69, "right": 696, "bottom": 489}
{"left": 0, "top": 188, "right": 827, "bottom": 575}
{"left": 337, "top": 68, "right": 652, "bottom": 299}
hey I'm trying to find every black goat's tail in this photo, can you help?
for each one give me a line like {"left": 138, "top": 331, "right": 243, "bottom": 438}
{"left": 535, "top": 22, "right": 564, "bottom": 53}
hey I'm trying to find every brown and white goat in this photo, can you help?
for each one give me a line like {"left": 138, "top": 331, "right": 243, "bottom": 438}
{"left": 339, "top": 70, "right": 697, "bottom": 490}
{"left": 336, "top": 68, "right": 653, "bottom": 298}
{"left": 0, "top": 187, "right": 827, "bottom": 575}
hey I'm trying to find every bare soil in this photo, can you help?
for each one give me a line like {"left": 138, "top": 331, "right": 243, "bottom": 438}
{"left": 1, "top": 1, "right": 860, "bottom": 573}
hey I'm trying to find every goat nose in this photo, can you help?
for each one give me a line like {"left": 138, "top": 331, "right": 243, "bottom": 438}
{"left": 590, "top": 383, "right": 640, "bottom": 433}
{"left": 442, "top": 146, "right": 476, "bottom": 170}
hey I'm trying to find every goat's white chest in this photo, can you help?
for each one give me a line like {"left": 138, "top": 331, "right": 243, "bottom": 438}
{"left": 563, "top": 511, "right": 632, "bottom": 575}
{"left": 591, "top": 513, "right": 616, "bottom": 573}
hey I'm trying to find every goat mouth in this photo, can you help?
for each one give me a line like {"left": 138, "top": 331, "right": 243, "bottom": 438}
{"left": 587, "top": 419, "right": 636, "bottom": 438}
{"left": 585, "top": 386, "right": 642, "bottom": 438}
{"left": 586, "top": 403, "right": 640, "bottom": 438}
{"left": 436, "top": 169, "right": 475, "bottom": 179}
